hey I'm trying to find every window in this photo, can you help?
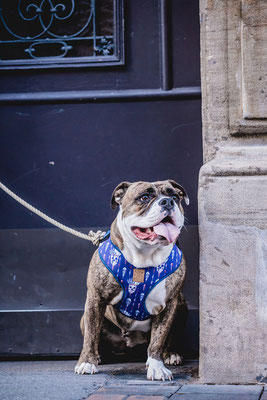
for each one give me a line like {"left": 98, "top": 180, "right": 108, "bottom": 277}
{"left": 0, "top": 0, "right": 124, "bottom": 69}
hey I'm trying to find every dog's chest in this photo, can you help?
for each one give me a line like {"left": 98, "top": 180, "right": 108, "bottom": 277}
{"left": 110, "top": 279, "right": 167, "bottom": 317}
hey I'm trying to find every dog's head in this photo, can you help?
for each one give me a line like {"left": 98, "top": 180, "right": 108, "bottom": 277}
{"left": 111, "top": 180, "right": 189, "bottom": 247}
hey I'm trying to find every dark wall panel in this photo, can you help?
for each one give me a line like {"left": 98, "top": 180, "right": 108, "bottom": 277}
{"left": 0, "top": 100, "right": 202, "bottom": 229}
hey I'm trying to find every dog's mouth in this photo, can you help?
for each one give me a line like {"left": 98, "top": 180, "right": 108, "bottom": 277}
{"left": 131, "top": 216, "right": 180, "bottom": 244}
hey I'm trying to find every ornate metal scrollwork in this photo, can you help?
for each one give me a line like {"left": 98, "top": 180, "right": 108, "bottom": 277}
{"left": 0, "top": 0, "right": 116, "bottom": 64}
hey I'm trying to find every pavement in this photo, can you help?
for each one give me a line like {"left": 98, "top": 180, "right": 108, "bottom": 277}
{"left": 0, "top": 360, "right": 266, "bottom": 400}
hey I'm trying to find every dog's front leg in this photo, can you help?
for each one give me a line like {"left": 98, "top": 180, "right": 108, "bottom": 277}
{"left": 75, "top": 293, "right": 106, "bottom": 375}
{"left": 146, "top": 296, "right": 178, "bottom": 381}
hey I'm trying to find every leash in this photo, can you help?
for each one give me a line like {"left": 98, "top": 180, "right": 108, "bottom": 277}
{"left": 0, "top": 181, "right": 106, "bottom": 246}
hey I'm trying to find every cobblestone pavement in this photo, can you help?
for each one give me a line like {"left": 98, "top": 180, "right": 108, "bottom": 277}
{"left": 0, "top": 360, "right": 265, "bottom": 400}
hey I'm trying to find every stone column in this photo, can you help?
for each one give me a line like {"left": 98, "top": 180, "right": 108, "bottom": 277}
{"left": 199, "top": 0, "right": 267, "bottom": 383}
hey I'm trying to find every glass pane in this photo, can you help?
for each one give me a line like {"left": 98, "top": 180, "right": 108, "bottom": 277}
{"left": 0, "top": 0, "right": 122, "bottom": 67}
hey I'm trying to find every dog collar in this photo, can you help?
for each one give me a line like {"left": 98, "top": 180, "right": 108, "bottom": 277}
{"left": 98, "top": 237, "right": 182, "bottom": 321}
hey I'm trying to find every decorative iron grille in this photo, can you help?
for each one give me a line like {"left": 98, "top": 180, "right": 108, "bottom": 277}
{"left": 0, "top": 0, "right": 124, "bottom": 68}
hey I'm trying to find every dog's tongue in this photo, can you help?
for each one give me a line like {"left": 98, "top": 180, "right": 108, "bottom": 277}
{"left": 153, "top": 222, "right": 179, "bottom": 243}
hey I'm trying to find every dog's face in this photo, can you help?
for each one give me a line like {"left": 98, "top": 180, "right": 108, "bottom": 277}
{"left": 111, "top": 180, "right": 189, "bottom": 247}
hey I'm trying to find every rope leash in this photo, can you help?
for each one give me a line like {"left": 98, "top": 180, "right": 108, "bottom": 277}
{"left": 0, "top": 181, "right": 106, "bottom": 247}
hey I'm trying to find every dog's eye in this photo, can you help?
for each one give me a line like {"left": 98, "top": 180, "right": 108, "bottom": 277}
{"left": 172, "top": 194, "right": 179, "bottom": 202}
{"left": 140, "top": 194, "right": 151, "bottom": 202}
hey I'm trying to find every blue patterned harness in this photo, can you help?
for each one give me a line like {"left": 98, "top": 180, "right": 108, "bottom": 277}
{"left": 98, "top": 237, "right": 182, "bottom": 321}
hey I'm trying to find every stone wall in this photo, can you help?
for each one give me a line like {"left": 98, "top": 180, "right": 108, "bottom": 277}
{"left": 199, "top": 0, "right": 267, "bottom": 383}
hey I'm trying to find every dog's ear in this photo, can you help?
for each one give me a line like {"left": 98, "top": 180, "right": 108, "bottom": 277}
{"left": 168, "top": 179, "right": 189, "bottom": 205}
{"left": 111, "top": 181, "right": 131, "bottom": 209}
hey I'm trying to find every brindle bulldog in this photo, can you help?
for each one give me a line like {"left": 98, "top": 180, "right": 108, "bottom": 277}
{"left": 75, "top": 180, "right": 189, "bottom": 380}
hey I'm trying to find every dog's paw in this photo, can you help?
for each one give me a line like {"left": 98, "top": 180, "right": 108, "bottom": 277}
{"left": 74, "top": 362, "right": 98, "bottom": 375}
{"left": 146, "top": 357, "right": 173, "bottom": 381}
{"left": 163, "top": 352, "right": 183, "bottom": 366}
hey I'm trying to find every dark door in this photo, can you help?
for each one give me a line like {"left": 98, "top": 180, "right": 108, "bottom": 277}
{"left": 0, "top": 0, "right": 201, "bottom": 358}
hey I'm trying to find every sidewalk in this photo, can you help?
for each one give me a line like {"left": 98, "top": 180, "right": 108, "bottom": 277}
{"left": 0, "top": 360, "right": 265, "bottom": 400}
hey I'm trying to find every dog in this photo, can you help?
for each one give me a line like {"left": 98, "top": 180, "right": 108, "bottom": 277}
{"left": 75, "top": 180, "right": 189, "bottom": 380}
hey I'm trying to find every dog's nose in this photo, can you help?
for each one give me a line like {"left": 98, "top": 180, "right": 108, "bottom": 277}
{"left": 159, "top": 197, "right": 175, "bottom": 211}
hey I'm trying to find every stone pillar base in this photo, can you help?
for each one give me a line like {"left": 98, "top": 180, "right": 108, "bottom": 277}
{"left": 198, "top": 143, "right": 267, "bottom": 384}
